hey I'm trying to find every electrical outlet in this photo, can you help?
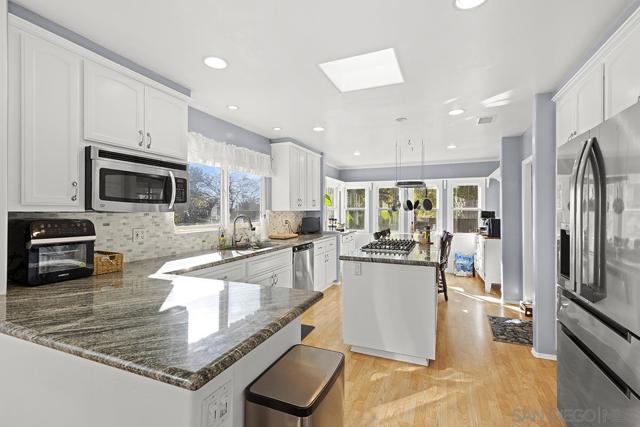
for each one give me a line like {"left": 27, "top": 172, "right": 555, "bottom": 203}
{"left": 202, "top": 381, "right": 232, "bottom": 427}
{"left": 355, "top": 262, "right": 362, "bottom": 276}
{"left": 132, "top": 228, "right": 145, "bottom": 242}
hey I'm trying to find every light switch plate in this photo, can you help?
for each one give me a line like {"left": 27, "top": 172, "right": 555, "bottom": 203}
{"left": 202, "top": 381, "right": 233, "bottom": 427}
{"left": 355, "top": 262, "right": 362, "bottom": 276}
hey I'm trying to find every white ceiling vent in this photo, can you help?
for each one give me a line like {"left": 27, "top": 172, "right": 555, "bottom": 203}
{"left": 477, "top": 116, "right": 494, "bottom": 125}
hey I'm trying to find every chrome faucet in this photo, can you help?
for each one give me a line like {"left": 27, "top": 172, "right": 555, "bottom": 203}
{"left": 232, "top": 215, "right": 256, "bottom": 247}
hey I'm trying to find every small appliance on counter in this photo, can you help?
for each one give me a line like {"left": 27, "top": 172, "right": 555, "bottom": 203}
{"left": 8, "top": 218, "right": 96, "bottom": 285}
{"left": 299, "top": 216, "right": 321, "bottom": 234}
{"left": 487, "top": 218, "right": 501, "bottom": 238}
{"left": 479, "top": 210, "right": 495, "bottom": 235}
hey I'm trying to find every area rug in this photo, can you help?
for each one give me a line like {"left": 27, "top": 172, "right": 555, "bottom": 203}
{"left": 487, "top": 316, "right": 533, "bottom": 346}
{"left": 301, "top": 324, "right": 315, "bottom": 341}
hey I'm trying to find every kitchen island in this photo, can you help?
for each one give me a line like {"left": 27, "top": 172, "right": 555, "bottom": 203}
{"left": 0, "top": 247, "right": 323, "bottom": 427}
{"left": 340, "top": 242, "right": 440, "bottom": 366}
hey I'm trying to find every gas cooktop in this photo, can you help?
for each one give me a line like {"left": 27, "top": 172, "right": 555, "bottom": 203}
{"left": 361, "top": 238, "right": 416, "bottom": 255}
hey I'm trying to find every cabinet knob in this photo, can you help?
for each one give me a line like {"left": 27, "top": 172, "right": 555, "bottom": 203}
{"left": 138, "top": 130, "right": 144, "bottom": 147}
{"left": 146, "top": 132, "right": 152, "bottom": 149}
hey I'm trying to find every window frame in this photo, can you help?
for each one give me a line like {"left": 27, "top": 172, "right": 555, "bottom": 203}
{"left": 372, "top": 181, "right": 404, "bottom": 233}
{"left": 175, "top": 164, "right": 266, "bottom": 232}
{"left": 447, "top": 178, "right": 485, "bottom": 234}
{"left": 343, "top": 182, "right": 370, "bottom": 232}
{"left": 408, "top": 180, "right": 443, "bottom": 234}
{"left": 324, "top": 177, "right": 343, "bottom": 230}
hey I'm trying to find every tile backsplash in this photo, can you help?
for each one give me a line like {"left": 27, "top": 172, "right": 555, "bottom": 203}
{"left": 9, "top": 212, "right": 218, "bottom": 263}
{"left": 9, "top": 210, "right": 319, "bottom": 263}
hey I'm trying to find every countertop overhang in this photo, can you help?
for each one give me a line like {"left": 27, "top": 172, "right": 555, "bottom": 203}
{"left": 0, "top": 234, "right": 339, "bottom": 391}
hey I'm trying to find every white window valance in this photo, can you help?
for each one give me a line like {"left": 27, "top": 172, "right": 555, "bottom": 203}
{"left": 187, "top": 132, "right": 272, "bottom": 177}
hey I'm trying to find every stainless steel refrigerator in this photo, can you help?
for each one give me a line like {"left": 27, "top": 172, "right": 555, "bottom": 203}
{"left": 557, "top": 101, "right": 640, "bottom": 425}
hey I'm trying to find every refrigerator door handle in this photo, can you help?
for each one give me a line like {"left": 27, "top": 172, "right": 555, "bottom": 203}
{"left": 575, "top": 138, "right": 595, "bottom": 295}
{"left": 570, "top": 139, "right": 590, "bottom": 293}
{"left": 587, "top": 138, "right": 607, "bottom": 301}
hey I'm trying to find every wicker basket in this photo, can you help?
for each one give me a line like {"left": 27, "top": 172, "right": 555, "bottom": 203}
{"left": 93, "top": 251, "right": 124, "bottom": 275}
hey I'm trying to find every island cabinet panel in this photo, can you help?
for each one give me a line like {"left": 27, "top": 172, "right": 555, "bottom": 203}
{"left": 342, "top": 261, "right": 438, "bottom": 365}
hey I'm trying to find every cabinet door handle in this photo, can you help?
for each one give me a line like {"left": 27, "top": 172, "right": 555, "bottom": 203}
{"left": 138, "top": 130, "right": 144, "bottom": 147}
{"left": 146, "top": 132, "right": 152, "bottom": 149}
{"left": 71, "top": 181, "right": 78, "bottom": 202}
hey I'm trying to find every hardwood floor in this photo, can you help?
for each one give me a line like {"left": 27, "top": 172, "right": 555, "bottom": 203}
{"left": 301, "top": 274, "right": 563, "bottom": 427}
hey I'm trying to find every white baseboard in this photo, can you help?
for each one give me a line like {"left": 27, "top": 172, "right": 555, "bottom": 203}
{"left": 531, "top": 348, "right": 557, "bottom": 361}
{"left": 350, "top": 345, "right": 430, "bottom": 367}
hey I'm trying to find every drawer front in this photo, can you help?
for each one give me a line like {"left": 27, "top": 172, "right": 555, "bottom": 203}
{"left": 249, "top": 265, "right": 292, "bottom": 288}
{"left": 558, "top": 325, "right": 640, "bottom": 426}
{"left": 315, "top": 237, "right": 336, "bottom": 254}
{"left": 247, "top": 249, "right": 291, "bottom": 278}
{"left": 184, "top": 262, "right": 246, "bottom": 282}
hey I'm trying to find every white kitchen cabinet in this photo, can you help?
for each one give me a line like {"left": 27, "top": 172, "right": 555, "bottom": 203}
{"left": 144, "top": 86, "right": 188, "bottom": 159}
{"left": 249, "top": 265, "right": 292, "bottom": 289}
{"left": 604, "top": 23, "right": 640, "bottom": 119}
{"left": 555, "top": 65, "right": 603, "bottom": 146}
{"left": 340, "top": 233, "right": 357, "bottom": 256}
{"left": 271, "top": 142, "right": 321, "bottom": 211}
{"left": 555, "top": 91, "right": 577, "bottom": 146}
{"left": 84, "top": 61, "right": 187, "bottom": 160}
{"left": 183, "top": 262, "right": 247, "bottom": 282}
{"left": 474, "top": 235, "right": 502, "bottom": 294}
{"left": 313, "top": 237, "right": 338, "bottom": 291}
{"left": 19, "top": 33, "right": 82, "bottom": 208}
{"left": 84, "top": 60, "right": 145, "bottom": 150}
{"left": 306, "top": 153, "right": 321, "bottom": 210}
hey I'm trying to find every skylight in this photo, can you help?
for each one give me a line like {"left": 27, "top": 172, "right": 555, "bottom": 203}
{"left": 319, "top": 48, "right": 404, "bottom": 93}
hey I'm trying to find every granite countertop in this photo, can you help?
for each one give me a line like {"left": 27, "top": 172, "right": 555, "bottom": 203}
{"left": 160, "top": 232, "right": 339, "bottom": 276}
{"left": 0, "top": 234, "right": 333, "bottom": 391}
{"left": 340, "top": 243, "right": 440, "bottom": 267}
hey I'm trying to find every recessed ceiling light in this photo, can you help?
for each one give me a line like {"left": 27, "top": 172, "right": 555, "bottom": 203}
{"left": 272, "top": 127, "right": 282, "bottom": 131}
{"left": 227, "top": 105, "right": 239, "bottom": 111}
{"left": 353, "top": 151, "right": 361, "bottom": 156}
{"left": 454, "top": 0, "right": 487, "bottom": 10}
{"left": 203, "top": 56, "right": 228, "bottom": 69}
{"left": 447, "top": 144, "right": 458, "bottom": 149}
{"left": 395, "top": 117, "right": 408, "bottom": 122}
{"left": 448, "top": 108, "right": 465, "bottom": 116}
{"left": 313, "top": 126, "right": 325, "bottom": 132}
{"left": 319, "top": 48, "right": 404, "bottom": 93}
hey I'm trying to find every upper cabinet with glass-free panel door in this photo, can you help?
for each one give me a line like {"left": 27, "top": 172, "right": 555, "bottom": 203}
{"left": 306, "top": 153, "right": 321, "bottom": 211}
{"left": 84, "top": 61, "right": 188, "bottom": 160}
{"left": 144, "top": 86, "right": 188, "bottom": 159}
{"left": 604, "top": 22, "right": 640, "bottom": 120}
{"left": 84, "top": 60, "right": 145, "bottom": 150}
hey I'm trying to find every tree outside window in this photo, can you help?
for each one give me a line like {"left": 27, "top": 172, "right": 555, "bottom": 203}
{"left": 377, "top": 187, "right": 400, "bottom": 231}
{"left": 412, "top": 187, "right": 438, "bottom": 232}
{"left": 174, "top": 164, "right": 262, "bottom": 227}
{"left": 229, "top": 170, "right": 261, "bottom": 222}
{"left": 346, "top": 188, "right": 366, "bottom": 230}
{"left": 452, "top": 184, "right": 480, "bottom": 233}
{"left": 174, "top": 163, "right": 221, "bottom": 226}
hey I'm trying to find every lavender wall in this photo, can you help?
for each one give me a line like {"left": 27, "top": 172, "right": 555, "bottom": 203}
{"left": 500, "top": 136, "right": 524, "bottom": 303}
{"left": 189, "top": 107, "right": 271, "bottom": 154}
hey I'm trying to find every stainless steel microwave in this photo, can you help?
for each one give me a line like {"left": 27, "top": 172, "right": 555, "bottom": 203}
{"left": 85, "top": 146, "right": 188, "bottom": 212}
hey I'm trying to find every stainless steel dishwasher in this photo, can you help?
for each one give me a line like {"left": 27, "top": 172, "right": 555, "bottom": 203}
{"left": 292, "top": 243, "right": 314, "bottom": 291}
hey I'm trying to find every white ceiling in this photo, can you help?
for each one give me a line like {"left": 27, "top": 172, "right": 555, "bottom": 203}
{"left": 16, "top": 0, "right": 635, "bottom": 168}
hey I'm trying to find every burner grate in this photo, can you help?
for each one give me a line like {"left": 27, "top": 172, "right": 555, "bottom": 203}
{"left": 361, "top": 239, "right": 416, "bottom": 255}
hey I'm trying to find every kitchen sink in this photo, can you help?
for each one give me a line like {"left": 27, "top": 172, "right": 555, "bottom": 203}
{"left": 228, "top": 241, "right": 280, "bottom": 251}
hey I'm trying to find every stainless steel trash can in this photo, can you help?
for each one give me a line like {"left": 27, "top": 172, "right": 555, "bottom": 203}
{"left": 245, "top": 345, "right": 345, "bottom": 427}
